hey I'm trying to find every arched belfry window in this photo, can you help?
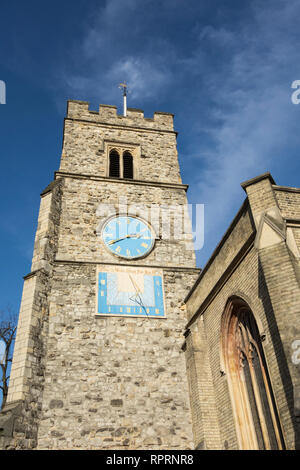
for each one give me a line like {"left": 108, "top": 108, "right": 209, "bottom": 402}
{"left": 222, "top": 297, "right": 285, "bottom": 450}
{"left": 123, "top": 151, "right": 133, "bottom": 179}
{"left": 109, "top": 150, "right": 120, "bottom": 178}
{"left": 108, "top": 148, "right": 134, "bottom": 179}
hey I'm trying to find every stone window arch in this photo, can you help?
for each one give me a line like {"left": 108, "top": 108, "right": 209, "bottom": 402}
{"left": 109, "top": 149, "right": 120, "bottom": 178}
{"left": 123, "top": 151, "right": 133, "bottom": 179}
{"left": 221, "top": 296, "right": 285, "bottom": 450}
{"left": 108, "top": 148, "right": 136, "bottom": 179}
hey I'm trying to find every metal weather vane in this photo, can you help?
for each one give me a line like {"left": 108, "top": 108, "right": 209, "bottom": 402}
{"left": 119, "top": 81, "right": 129, "bottom": 117}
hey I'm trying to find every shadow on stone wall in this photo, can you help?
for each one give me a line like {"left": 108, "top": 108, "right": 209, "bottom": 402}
{"left": 258, "top": 258, "right": 300, "bottom": 449}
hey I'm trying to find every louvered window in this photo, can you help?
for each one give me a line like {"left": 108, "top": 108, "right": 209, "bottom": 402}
{"left": 109, "top": 150, "right": 120, "bottom": 178}
{"left": 108, "top": 149, "right": 134, "bottom": 179}
{"left": 123, "top": 151, "right": 133, "bottom": 179}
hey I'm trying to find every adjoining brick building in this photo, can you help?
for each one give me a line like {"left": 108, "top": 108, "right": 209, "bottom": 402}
{"left": 184, "top": 172, "right": 300, "bottom": 450}
{"left": 0, "top": 101, "right": 299, "bottom": 450}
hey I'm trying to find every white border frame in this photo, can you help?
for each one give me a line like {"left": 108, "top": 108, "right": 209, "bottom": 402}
{"left": 95, "top": 265, "right": 167, "bottom": 319}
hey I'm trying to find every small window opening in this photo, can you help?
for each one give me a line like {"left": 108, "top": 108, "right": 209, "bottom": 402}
{"left": 123, "top": 151, "right": 133, "bottom": 179}
{"left": 109, "top": 150, "right": 120, "bottom": 178}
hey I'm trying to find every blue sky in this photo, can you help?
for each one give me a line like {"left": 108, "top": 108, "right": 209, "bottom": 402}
{"left": 1, "top": 0, "right": 300, "bottom": 318}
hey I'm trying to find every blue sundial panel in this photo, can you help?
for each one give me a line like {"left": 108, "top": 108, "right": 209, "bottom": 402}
{"left": 97, "top": 269, "right": 165, "bottom": 318}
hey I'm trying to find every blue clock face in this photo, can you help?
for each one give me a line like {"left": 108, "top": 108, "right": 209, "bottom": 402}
{"left": 102, "top": 215, "right": 155, "bottom": 259}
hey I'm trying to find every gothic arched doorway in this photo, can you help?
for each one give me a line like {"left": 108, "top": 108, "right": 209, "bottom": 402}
{"left": 221, "top": 296, "right": 285, "bottom": 450}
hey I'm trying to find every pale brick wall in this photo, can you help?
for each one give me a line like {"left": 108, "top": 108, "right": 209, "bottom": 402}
{"left": 186, "top": 201, "right": 253, "bottom": 321}
{"left": 274, "top": 187, "right": 300, "bottom": 219}
{"left": 185, "top": 318, "right": 221, "bottom": 450}
{"left": 193, "top": 248, "right": 297, "bottom": 449}
{"left": 185, "top": 173, "right": 300, "bottom": 450}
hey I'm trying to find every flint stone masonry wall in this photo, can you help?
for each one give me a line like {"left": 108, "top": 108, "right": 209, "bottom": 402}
{"left": 67, "top": 101, "right": 175, "bottom": 130}
{"left": 0, "top": 100, "right": 199, "bottom": 450}
{"left": 0, "top": 269, "right": 50, "bottom": 450}
{"left": 37, "top": 264, "right": 198, "bottom": 449}
{"left": 54, "top": 176, "right": 195, "bottom": 268}
{"left": 0, "top": 180, "right": 63, "bottom": 449}
{"left": 60, "top": 100, "right": 181, "bottom": 183}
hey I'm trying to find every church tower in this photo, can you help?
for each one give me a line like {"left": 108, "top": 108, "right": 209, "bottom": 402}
{"left": 0, "top": 100, "right": 199, "bottom": 449}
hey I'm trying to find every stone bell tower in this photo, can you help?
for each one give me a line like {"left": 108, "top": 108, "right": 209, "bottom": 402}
{"left": 0, "top": 100, "right": 199, "bottom": 449}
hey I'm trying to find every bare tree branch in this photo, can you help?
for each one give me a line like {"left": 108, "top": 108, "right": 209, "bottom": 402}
{"left": 0, "top": 309, "right": 18, "bottom": 410}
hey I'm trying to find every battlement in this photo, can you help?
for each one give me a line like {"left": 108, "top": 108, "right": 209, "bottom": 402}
{"left": 66, "top": 100, "right": 175, "bottom": 131}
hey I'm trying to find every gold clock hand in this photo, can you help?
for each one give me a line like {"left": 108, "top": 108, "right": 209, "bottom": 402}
{"left": 107, "top": 235, "right": 130, "bottom": 245}
{"left": 107, "top": 233, "right": 142, "bottom": 245}
{"left": 131, "top": 230, "right": 149, "bottom": 239}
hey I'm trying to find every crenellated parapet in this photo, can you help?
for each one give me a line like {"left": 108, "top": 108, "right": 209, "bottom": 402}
{"left": 66, "top": 99, "right": 175, "bottom": 131}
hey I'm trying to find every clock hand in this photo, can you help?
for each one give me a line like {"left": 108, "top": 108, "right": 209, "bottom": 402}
{"left": 107, "top": 233, "right": 142, "bottom": 245}
{"left": 107, "top": 235, "right": 129, "bottom": 245}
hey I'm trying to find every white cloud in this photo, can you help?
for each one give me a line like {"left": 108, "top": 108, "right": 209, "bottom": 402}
{"left": 55, "top": 0, "right": 300, "bottom": 265}
{"left": 186, "top": 0, "right": 300, "bottom": 264}
{"left": 108, "top": 57, "right": 170, "bottom": 100}
{"left": 59, "top": 0, "right": 171, "bottom": 105}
